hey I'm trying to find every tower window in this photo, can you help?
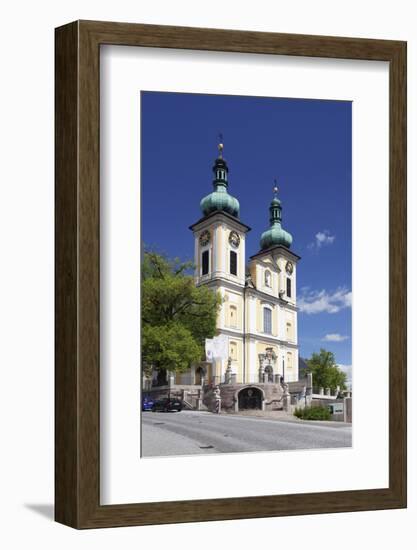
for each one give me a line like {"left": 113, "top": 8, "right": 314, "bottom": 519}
{"left": 263, "top": 307, "right": 272, "bottom": 334}
{"left": 286, "top": 277, "right": 292, "bottom": 298}
{"left": 202, "top": 250, "right": 209, "bottom": 275}
{"left": 230, "top": 251, "right": 237, "bottom": 276}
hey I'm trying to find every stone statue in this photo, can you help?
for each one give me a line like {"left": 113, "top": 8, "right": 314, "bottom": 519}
{"left": 282, "top": 382, "right": 291, "bottom": 413}
{"left": 213, "top": 385, "right": 221, "bottom": 414}
{"left": 225, "top": 357, "right": 233, "bottom": 384}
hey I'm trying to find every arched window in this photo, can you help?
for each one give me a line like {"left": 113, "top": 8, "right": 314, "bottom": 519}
{"left": 264, "top": 269, "right": 271, "bottom": 287}
{"left": 286, "top": 322, "right": 293, "bottom": 340}
{"left": 230, "top": 250, "right": 237, "bottom": 275}
{"left": 264, "top": 364, "right": 274, "bottom": 383}
{"left": 229, "top": 305, "right": 237, "bottom": 328}
{"left": 229, "top": 341, "right": 237, "bottom": 361}
{"left": 286, "top": 277, "right": 292, "bottom": 298}
{"left": 195, "top": 366, "right": 206, "bottom": 385}
{"left": 263, "top": 307, "right": 272, "bottom": 334}
{"left": 286, "top": 352, "right": 293, "bottom": 369}
{"left": 202, "top": 250, "right": 209, "bottom": 275}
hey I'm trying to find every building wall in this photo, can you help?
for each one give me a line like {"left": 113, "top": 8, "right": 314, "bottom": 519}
{"left": 191, "top": 252, "right": 300, "bottom": 384}
{"left": 222, "top": 288, "right": 244, "bottom": 331}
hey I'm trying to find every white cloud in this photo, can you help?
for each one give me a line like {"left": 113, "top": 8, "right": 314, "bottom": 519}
{"left": 322, "top": 333, "right": 349, "bottom": 342}
{"left": 308, "top": 230, "right": 335, "bottom": 250}
{"left": 298, "top": 287, "right": 352, "bottom": 314}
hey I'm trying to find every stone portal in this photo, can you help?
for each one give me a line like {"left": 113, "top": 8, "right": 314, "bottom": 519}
{"left": 238, "top": 387, "right": 263, "bottom": 410}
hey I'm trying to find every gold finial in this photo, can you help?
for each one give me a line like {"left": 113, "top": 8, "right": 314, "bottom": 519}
{"left": 218, "top": 132, "right": 224, "bottom": 158}
{"left": 273, "top": 179, "right": 279, "bottom": 197}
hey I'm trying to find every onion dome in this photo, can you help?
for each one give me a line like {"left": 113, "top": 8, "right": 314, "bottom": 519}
{"left": 200, "top": 140, "right": 240, "bottom": 218}
{"left": 260, "top": 185, "right": 293, "bottom": 250}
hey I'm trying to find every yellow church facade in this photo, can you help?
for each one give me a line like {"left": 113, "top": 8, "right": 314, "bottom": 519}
{"left": 177, "top": 142, "right": 301, "bottom": 387}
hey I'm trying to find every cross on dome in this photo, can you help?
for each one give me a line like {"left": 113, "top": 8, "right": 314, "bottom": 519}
{"left": 199, "top": 135, "right": 240, "bottom": 218}
{"left": 218, "top": 132, "right": 224, "bottom": 158}
{"left": 259, "top": 179, "right": 293, "bottom": 250}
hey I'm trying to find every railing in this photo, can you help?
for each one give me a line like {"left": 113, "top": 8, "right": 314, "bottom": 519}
{"left": 312, "top": 386, "right": 341, "bottom": 398}
{"left": 206, "top": 374, "right": 284, "bottom": 386}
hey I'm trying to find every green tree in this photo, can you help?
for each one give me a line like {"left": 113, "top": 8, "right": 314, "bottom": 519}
{"left": 141, "top": 250, "right": 221, "bottom": 375}
{"left": 306, "top": 348, "right": 347, "bottom": 392}
{"left": 142, "top": 323, "right": 201, "bottom": 376}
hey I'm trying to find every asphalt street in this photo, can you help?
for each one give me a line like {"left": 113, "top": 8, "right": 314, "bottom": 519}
{"left": 141, "top": 410, "right": 352, "bottom": 457}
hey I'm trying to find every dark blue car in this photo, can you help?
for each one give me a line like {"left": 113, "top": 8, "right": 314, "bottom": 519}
{"left": 151, "top": 398, "right": 183, "bottom": 412}
{"left": 142, "top": 396, "right": 155, "bottom": 411}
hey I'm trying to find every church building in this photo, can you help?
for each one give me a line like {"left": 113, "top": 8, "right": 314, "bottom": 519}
{"left": 176, "top": 140, "right": 301, "bottom": 388}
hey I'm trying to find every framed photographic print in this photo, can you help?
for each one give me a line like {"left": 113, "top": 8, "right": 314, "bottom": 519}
{"left": 55, "top": 20, "right": 406, "bottom": 528}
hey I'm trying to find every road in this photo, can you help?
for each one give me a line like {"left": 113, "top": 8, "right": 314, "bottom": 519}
{"left": 141, "top": 410, "right": 352, "bottom": 457}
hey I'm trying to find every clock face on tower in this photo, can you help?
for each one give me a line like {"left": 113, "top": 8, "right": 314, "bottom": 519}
{"left": 229, "top": 230, "right": 240, "bottom": 248}
{"left": 285, "top": 261, "right": 294, "bottom": 275}
{"left": 199, "top": 230, "right": 210, "bottom": 247}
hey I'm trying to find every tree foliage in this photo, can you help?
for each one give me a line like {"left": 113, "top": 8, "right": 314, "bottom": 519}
{"left": 142, "top": 323, "right": 201, "bottom": 376}
{"left": 141, "top": 250, "right": 221, "bottom": 374}
{"left": 305, "top": 348, "right": 347, "bottom": 392}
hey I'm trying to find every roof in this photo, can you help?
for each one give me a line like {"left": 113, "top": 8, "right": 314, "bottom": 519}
{"left": 299, "top": 357, "right": 309, "bottom": 373}
{"left": 189, "top": 210, "right": 252, "bottom": 232}
{"left": 250, "top": 244, "right": 301, "bottom": 262}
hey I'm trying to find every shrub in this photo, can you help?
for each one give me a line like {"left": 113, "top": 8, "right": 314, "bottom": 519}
{"left": 294, "top": 405, "right": 331, "bottom": 421}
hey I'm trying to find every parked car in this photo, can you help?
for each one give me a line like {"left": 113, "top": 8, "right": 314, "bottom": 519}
{"left": 151, "top": 397, "right": 183, "bottom": 412}
{"left": 142, "top": 396, "right": 155, "bottom": 411}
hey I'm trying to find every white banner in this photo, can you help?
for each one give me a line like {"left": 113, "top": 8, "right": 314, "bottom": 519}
{"left": 205, "top": 334, "right": 229, "bottom": 362}
{"left": 205, "top": 338, "right": 214, "bottom": 362}
{"left": 212, "top": 334, "right": 229, "bottom": 361}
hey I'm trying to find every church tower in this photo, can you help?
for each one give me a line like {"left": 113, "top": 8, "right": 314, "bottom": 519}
{"left": 190, "top": 140, "right": 251, "bottom": 384}
{"left": 246, "top": 186, "right": 301, "bottom": 382}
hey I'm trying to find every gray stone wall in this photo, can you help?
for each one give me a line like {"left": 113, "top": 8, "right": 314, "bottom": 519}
{"left": 311, "top": 398, "right": 352, "bottom": 422}
{"left": 209, "top": 383, "right": 285, "bottom": 412}
{"left": 288, "top": 373, "right": 313, "bottom": 409}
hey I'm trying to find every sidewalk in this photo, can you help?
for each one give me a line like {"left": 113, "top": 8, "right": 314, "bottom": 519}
{"left": 229, "top": 409, "right": 352, "bottom": 427}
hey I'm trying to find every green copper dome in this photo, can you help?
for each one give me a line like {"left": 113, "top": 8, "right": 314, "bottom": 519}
{"left": 260, "top": 191, "right": 293, "bottom": 250}
{"left": 200, "top": 154, "right": 240, "bottom": 218}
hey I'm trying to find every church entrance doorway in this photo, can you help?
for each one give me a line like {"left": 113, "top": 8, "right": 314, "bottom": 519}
{"left": 195, "top": 366, "right": 206, "bottom": 385}
{"left": 264, "top": 365, "right": 274, "bottom": 383}
{"left": 238, "top": 387, "right": 263, "bottom": 410}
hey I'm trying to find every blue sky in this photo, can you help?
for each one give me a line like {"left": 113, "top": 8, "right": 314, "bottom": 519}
{"left": 141, "top": 91, "right": 352, "bottom": 367}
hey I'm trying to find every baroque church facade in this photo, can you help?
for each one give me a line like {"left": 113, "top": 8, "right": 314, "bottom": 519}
{"left": 175, "top": 141, "right": 301, "bottom": 388}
